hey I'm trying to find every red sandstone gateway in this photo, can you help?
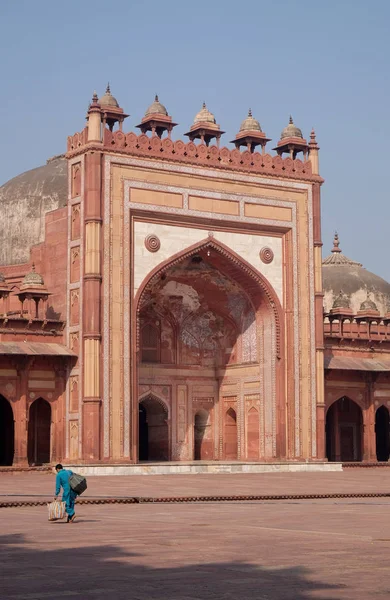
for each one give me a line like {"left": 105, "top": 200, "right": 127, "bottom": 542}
{"left": 0, "top": 87, "right": 389, "bottom": 471}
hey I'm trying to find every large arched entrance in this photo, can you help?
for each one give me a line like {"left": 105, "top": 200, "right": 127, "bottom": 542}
{"left": 326, "top": 397, "right": 363, "bottom": 462}
{"left": 376, "top": 405, "right": 390, "bottom": 462}
{"left": 134, "top": 237, "right": 285, "bottom": 463}
{"left": 0, "top": 395, "right": 14, "bottom": 466}
{"left": 28, "top": 398, "right": 51, "bottom": 466}
{"left": 138, "top": 396, "right": 169, "bottom": 461}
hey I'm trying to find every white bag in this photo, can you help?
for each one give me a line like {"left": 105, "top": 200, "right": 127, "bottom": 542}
{"left": 47, "top": 500, "right": 66, "bottom": 521}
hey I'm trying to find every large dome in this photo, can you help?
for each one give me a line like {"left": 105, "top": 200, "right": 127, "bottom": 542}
{"left": 322, "top": 234, "right": 390, "bottom": 316}
{"left": 0, "top": 155, "right": 67, "bottom": 266}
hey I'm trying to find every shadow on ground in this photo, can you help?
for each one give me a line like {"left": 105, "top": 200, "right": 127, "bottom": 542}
{"left": 0, "top": 532, "right": 342, "bottom": 599}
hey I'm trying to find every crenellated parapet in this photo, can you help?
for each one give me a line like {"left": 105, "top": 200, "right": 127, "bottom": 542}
{"left": 67, "top": 128, "right": 88, "bottom": 152}
{"left": 67, "top": 127, "right": 319, "bottom": 181}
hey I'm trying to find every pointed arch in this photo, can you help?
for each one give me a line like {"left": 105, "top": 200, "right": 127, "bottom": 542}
{"left": 138, "top": 390, "right": 169, "bottom": 417}
{"left": 135, "top": 236, "right": 283, "bottom": 358}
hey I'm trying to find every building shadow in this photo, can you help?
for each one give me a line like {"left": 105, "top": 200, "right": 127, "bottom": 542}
{"left": 0, "top": 532, "right": 342, "bottom": 599}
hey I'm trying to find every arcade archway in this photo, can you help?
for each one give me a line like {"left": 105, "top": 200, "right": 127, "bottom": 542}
{"left": 326, "top": 397, "right": 363, "bottom": 462}
{"left": 28, "top": 398, "right": 51, "bottom": 466}
{"left": 0, "top": 395, "right": 14, "bottom": 466}
{"left": 376, "top": 405, "right": 390, "bottom": 462}
{"left": 138, "top": 396, "right": 169, "bottom": 462}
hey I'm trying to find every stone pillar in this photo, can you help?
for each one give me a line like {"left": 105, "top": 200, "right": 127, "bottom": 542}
{"left": 13, "top": 366, "right": 29, "bottom": 466}
{"left": 364, "top": 378, "right": 377, "bottom": 461}
{"left": 313, "top": 181, "right": 325, "bottom": 459}
{"left": 53, "top": 368, "right": 66, "bottom": 463}
{"left": 82, "top": 151, "right": 102, "bottom": 461}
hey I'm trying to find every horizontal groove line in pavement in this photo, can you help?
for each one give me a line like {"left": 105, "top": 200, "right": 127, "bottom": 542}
{"left": 1, "top": 491, "right": 390, "bottom": 508}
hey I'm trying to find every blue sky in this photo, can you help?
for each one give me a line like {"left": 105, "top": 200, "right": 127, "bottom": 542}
{"left": 0, "top": 1, "right": 389, "bottom": 279}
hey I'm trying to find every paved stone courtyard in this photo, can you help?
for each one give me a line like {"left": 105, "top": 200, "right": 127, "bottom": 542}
{"left": 2, "top": 470, "right": 390, "bottom": 599}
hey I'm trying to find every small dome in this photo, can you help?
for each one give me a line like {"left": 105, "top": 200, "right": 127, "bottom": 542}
{"left": 194, "top": 102, "right": 216, "bottom": 125}
{"left": 240, "top": 109, "right": 262, "bottom": 132}
{"left": 332, "top": 291, "right": 350, "bottom": 310}
{"left": 281, "top": 116, "right": 303, "bottom": 140}
{"left": 359, "top": 298, "right": 378, "bottom": 312}
{"left": 98, "top": 84, "right": 119, "bottom": 108}
{"left": 145, "top": 95, "right": 168, "bottom": 116}
{"left": 322, "top": 233, "right": 390, "bottom": 316}
{"left": 21, "top": 264, "right": 45, "bottom": 290}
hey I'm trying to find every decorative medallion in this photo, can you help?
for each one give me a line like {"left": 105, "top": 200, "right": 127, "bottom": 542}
{"left": 48, "top": 393, "right": 53, "bottom": 400}
{"left": 259, "top": 246, "right": 274, "bottom": 264}
{"left": 5, "top": 383, "right": 14, "bottom": 395}
{"left": 29, "top": 392, "right": 36, "bottom": 399}
{"left": 145, "top": 234, "right": 161, "bottom": 253}
{"left": 208, "top": 231, "right": 214, "bottom": 238}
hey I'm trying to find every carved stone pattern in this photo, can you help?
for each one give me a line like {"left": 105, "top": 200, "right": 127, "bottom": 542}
{"left": 193, "top": 397, "right": 214, "bottom": 403}
{"left": 260, "top": 247, "right": 274, "bottom": 264}
{"left": 71, "top": 247, "right": 80, "bottom": 263}
{"left": 144, "top": 234, "right": 161, "bottom": 253}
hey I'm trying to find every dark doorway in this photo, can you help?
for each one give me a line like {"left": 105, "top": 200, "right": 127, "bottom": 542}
{"left": 28, "top": 398, "right": 51, "bottom": 465}
{"left": 194, "top": 411, "right": 209, "bottom": 460}
{"left": 138, "top": 396, "right": 169, "bottom": 461}
{"left": 224, "top": 407, "right": 238, "bottom": 460}
{"left": 138, "top": 404, "right": 148, "bottom": 461}
{"left": 0, "top": 395, "right": 14, "bottom": 466}
{"left": 376, "top": 405, "right": 390, "bottom": 462}
{"left": 326, "top": 397, "right": 363, "bottom": 462}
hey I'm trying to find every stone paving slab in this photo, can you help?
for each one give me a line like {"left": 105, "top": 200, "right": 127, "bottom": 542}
{"left": 1, "top": 497, "right": 390, "bottom": 599}
{"left": 1, "top": 469, "right": 390, "bottom": 502}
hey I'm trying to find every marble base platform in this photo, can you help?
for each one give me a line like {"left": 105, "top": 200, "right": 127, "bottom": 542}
{"left": 67, "top": 461, "right": 343, "bottom": 477}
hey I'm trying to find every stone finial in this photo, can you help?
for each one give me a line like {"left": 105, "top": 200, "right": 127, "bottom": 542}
{"left": 332, "top": 232, "right": 342, "bottom": 253}
{"left": 309, "top": 127, "right": 319, "bottom": 149}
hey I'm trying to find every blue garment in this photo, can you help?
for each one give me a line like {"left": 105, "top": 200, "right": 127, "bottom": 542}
{"left": 55, "top": 469, "right": 77, "bottom": 517}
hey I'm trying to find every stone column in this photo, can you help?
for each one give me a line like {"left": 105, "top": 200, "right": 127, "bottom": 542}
{"left": 313, "top": 181, "right": 325, "bottom": 459}
{"left": 82, "top": 151, "right": 102, "bottom": 461}
{"left": 13, "top": 365, "right": 29, "bottom": 466}
{"left": 53, "top": 368, "right": 66, "bottom": 463}
{"left": 364, "top": 377, "right": 377, "bottom": 461}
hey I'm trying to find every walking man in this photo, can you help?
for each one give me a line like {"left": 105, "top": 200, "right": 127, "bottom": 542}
{"left": 54, "top": 464, "right": 77, "bottom": 523}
